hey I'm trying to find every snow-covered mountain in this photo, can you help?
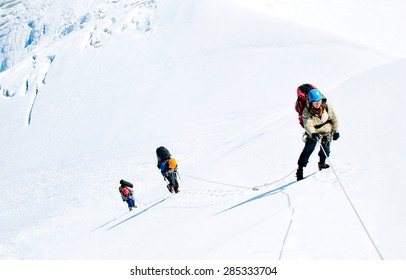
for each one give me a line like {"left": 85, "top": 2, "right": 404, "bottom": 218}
{"left": 1, "top": 0, "right": 405, "bottom": 270}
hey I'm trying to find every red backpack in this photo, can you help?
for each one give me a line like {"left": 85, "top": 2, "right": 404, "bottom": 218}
{"left": 295, "top": 83, "right": 316, "bottom": 128}
{"left": 119, "top": 186, "right": 130, "bottom": 197}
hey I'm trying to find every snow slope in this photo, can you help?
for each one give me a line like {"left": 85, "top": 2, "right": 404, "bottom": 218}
{"left": 0, "top": 0, "right": 405, "bottom": 264}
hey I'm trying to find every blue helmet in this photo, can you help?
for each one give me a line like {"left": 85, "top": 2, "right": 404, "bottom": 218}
{"left": 307, "top": 89, "right": 322, "bottom": 102}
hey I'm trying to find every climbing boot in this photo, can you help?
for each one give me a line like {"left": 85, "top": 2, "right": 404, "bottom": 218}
{"left": 296, "top": 167, "right": 304, "bottom": 181}
{"left": 318, "top": 162, "right": 330, "bottom": 170}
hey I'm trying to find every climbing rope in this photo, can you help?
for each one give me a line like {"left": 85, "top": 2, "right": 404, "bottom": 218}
{"left": 179, "top": 173, "right": 253, "bottom": 190}
{"left": 180, "top": 169, "right": 296, "bottom": 191}
{"left": 134, "top": 197, "right": 147, "bottom": 207}
{"left": 252, "top": 169, "right": 296, "bottom": 190}
{"left": 319, "top": 142, "right": 384, "bottom": 260}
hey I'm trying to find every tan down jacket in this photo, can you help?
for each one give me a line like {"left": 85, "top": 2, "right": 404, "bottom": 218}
{"left": 302, "top": 98, "right": 339, "bottom": 137}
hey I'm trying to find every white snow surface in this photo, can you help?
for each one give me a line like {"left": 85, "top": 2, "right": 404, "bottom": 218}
{"left": 0, "top": 0, "right": 405, "bottom": 260}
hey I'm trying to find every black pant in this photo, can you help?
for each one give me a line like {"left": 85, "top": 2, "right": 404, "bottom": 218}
{"left": 166, "top": 171, "right": 179, "bottom": 191}
{"left": 298, "top": 135, "right": 331, "bottom": 168}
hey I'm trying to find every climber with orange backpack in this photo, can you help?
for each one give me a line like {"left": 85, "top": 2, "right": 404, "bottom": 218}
{"left": 156, "top": 146, "right": 180, "bottom": 193}
{"left": 118, "top": 179, "right": 137, "bottom": 211}
{"left": 295, "top": 84, "right": 340, "bottom": 181}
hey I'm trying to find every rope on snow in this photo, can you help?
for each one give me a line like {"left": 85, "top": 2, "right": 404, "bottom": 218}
{"left": 319, "top": 142, "right": 384, "bottom": 260}
{"left": 179, "top": 169, "right": 297, "bottom": 191}
{"left": 252, "top": 169, "right": 297, "bottom": 190}
{"left": 180, "top": 173, "right": 253, "bottom": 190}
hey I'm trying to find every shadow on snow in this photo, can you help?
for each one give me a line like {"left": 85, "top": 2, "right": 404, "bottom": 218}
{"left": 106, "top": 196, "right": 172, "bottom": 231}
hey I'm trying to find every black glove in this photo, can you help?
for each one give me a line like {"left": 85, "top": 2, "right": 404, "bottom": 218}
{"left": 311, "top": 133, "right": 321, "bottom": 142}
{"left": 333, "top": 132, "right": 340, "bottom": 140}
